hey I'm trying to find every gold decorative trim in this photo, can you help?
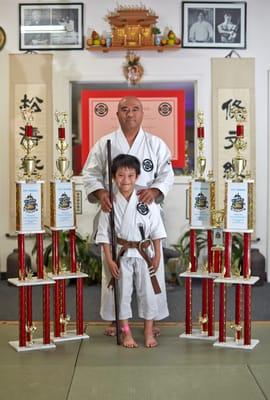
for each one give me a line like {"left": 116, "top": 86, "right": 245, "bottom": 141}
{"left": 40, "top": 182, "right": 44, "bottom": 230}
{"left": 72, "top": 181, "right": 76, "bottom": 228}
{"left": 188, "top": 182, "right": 192, "bottom": 224}
{"left": 224, "top": 182, "right": 228, "bottom": 229}
{"left": 248, "top": 181, "right": 254, "bottom": 230}
{"left": 50, "top": 181, "right": 56, "bottom": 227}
{"left": 16, "top": 183, "right": 22, "bottom": 231}
{"left": 210, "top": 181, "right": 216, "bottom": 226}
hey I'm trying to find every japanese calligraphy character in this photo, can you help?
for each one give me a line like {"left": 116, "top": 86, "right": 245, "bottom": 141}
{"left": 19, "top": 94, "right": 44, "bottom": 113}
{"left": 221, "top": 99, "right": 245, "bottom": 120}
{"left": 224, "top": 130, "right": 237, "bottom": 150}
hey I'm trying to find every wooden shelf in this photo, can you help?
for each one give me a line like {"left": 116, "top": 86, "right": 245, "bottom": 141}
{"left": 86, "top": 45, "right": 181, "bottom": 53}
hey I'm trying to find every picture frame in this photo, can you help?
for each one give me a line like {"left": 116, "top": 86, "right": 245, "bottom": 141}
{"left": 19, "top": 3, "right": 84, "bottom": 51}
{"left": 80, "top": 89, "right": 186, "bottom": 171}
{"left": 181, "top": 2, "right": 246, "bottom": 49}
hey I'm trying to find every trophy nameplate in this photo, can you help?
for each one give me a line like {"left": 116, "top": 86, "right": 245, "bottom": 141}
{"left": 224, "top": 180, "right": 254, "bottom": 232}
{"left": 16, "top": 181, "right": 44, "bottom": 233}
{"left": 189, "top": 180, "right": 215, "bottom": 229}
{"left": 50, "top": 180, "right": 76, "bottom": 230}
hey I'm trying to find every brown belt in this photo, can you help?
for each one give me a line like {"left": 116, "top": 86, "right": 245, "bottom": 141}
{"left": 108, "top": 237, "right": 161, "bottom": 295}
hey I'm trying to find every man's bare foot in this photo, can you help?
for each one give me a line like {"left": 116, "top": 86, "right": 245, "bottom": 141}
{"left": 122, "top": 331, "right": 138, "bottom": 348}
{"left": 104, "top": 323, "right": 116, "bottom": 336}
{"left": 144, "top": 333, "right": 158, "bottom": 348}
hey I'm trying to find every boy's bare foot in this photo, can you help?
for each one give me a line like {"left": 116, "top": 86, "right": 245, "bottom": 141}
{"left": 121, "top": 331, "right": 138, "bottom": 348}
{"left": 144, "top": 333, "right": 158, "bottom": 348}
{"left": 104, "top": 323, "right": 160, "bottom": 337}
{"left": 152, "top": 326, "right": 160, "bottom": 337}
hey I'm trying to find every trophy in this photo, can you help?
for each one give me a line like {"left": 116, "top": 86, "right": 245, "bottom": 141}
{"left": 196, "top": 111, "right": 207, "bottom": 181}
{"left": 231, "top": 106, "right": 248, "bottom": 181}
{"left": 211, "top": 209, "right": 225, "bottom": 274}
{"left": 20, "top": 108, "right": 38, "bottom": 181}
{"left": 55, "top": 111, "right": 71, "bottom": 180}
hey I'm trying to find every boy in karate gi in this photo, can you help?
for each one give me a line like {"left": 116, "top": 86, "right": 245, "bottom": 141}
{"left": 96, "top": 154, "right": 169, "bottom": 348}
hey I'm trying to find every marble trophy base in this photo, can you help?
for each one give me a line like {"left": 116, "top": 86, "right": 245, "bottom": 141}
{"left": 9, "top": 338, "right": 56, "bottom": 352}
{"left": 180, "top": 329, "right": 218, "bottom": 341}
{"left": 52, "top": 330, "right": 89, "bottom": 343}
{"left": 213, "top": 337, "right": 259, "bottom": 350}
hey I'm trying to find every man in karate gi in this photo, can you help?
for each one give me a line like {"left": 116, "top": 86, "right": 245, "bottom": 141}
{"left": 96, "top": 154, "right": 169, "bottom": 348}
{"left": 82, "top": 96, "right": 174, "bottom": 336}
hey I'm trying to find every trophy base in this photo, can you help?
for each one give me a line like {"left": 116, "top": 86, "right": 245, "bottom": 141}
{"left": 213, "top": 337, "right": 259, "bottom": 350}
{"left": 214, "top": 276, "right": 259, "bottom": 285}
{"left": 180, "top": 271, "right": 221, "bottom": 279}
{"left": 52, "top": 330, "right": 89, "bottom": 343}
{"left": 180, "top": 329, "right": 218, "bottom": 341}
{"left": 48, "top": 271, "right": 88, "bottom": 280}
{"left": 9, "top": 338, "right": 56, "bottom": 352}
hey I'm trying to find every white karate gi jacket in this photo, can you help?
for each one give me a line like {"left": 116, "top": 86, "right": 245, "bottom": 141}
{"left": 82, "top": 127, "right": 174, "bottom": 204}
{"left": 96, "top": 191, "right": 169, "bottom": 321}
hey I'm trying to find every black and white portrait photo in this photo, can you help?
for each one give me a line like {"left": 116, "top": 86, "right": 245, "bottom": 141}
{"left": 19, "top": 3, "right": 84, "bottom": 50}
{"left": 188, "top": 8, "right": 214, "bottom": 43}
{"left": 182, "top": 2, "right": 246, "bottom": 49}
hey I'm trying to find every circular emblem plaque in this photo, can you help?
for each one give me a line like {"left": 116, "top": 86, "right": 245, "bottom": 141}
{"left": 158, "top": 102, "right": 172, "bottom": 116}
{"left": 94, "top": 103, "right": 108, "bottom": 117}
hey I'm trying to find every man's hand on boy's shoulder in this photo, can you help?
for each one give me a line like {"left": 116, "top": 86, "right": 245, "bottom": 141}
{"left": 137, "top": 188, "right": 161, "bottom": 204}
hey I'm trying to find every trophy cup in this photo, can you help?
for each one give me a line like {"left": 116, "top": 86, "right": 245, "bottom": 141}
{"left": 231, "top": 106, "right": 248, "bottom": 182}
{"left": 20, "top": 108, "right": 38, "bottom": 181}
{"left": 196, "top": 111, "right": 206, "bottom": 181}
{"left": 55, "top": 111, "right": 70, "bottom": 181}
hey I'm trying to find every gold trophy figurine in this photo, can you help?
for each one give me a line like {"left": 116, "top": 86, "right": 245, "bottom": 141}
{"left": 211, "top": 209, "right": 225, "bottom": 274}
{"left": 196, "top": 111, "right": 206, "bottom": 181}
{"left": 198, "top": 313, "right": 208, "bottom": 335}
{"left": 25, "top": 323, "right": 37, "bottom": 345}
{"left": 20, "top": 108, "right": 38, "bottom": 181}
{"left": 230, "top": 323, "right": 242, "bottom": 343}
{"left": 55, "top": 111, "right": 70, "bottom": 181}
{"left": 60, "top": 313, "right": 71, "bottom": 336}
{"left": 231, "top": 106, "right": 248, "bottom": 182}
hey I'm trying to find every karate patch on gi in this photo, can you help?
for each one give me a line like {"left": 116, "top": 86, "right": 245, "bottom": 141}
{"left": 142, "top": 159, "right": 153, "bottom": 172}
{"left": 137, "top": 202, "right": 149, "bottom": 215}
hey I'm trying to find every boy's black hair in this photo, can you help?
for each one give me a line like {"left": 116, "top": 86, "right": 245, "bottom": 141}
{"left": 111, "top": 154, "right": 141, "bottom": 177}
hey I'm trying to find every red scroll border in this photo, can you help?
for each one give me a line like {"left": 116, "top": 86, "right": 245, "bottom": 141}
{"left": 81, "top": 89, "right": 185, "bottom": 168}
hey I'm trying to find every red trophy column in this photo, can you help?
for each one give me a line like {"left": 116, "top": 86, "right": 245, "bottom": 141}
{"left": 243, "top": 232, "right": 251, "bottom": 345}
{"left": 18, "top": 233, "right": 27, "bottom": 347}
{"left": 207, "top": 230, "right": 214, "bottom": 337}
{"left": 185, "top": 229, "right": 196, "bottom": 334}
{"left": 52, "top": 231, "right": 61, "bottom": 338}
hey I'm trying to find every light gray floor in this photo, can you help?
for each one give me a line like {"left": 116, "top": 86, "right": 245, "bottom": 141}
{"left": 1, "top": 322, "right": 270, "bottom": 400}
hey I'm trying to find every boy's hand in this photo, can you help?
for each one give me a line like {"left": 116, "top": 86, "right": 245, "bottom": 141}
{"left": 151, "top": 255, "right": 160, "bottom": 272}
{"left": 108, "top": 260, "right": 120, "bottom": 279}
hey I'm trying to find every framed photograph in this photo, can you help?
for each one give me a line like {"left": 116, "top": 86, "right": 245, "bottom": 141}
{"left": 19, "top": 3, "right": 84, "bottom": 50}
{"left": 182, "top": 2, "right": 246, "bottom": 48}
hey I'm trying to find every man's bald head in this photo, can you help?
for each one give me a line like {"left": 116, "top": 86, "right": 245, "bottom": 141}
{"left": 116, "top": 96, "right": 144, "bottom": 136}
